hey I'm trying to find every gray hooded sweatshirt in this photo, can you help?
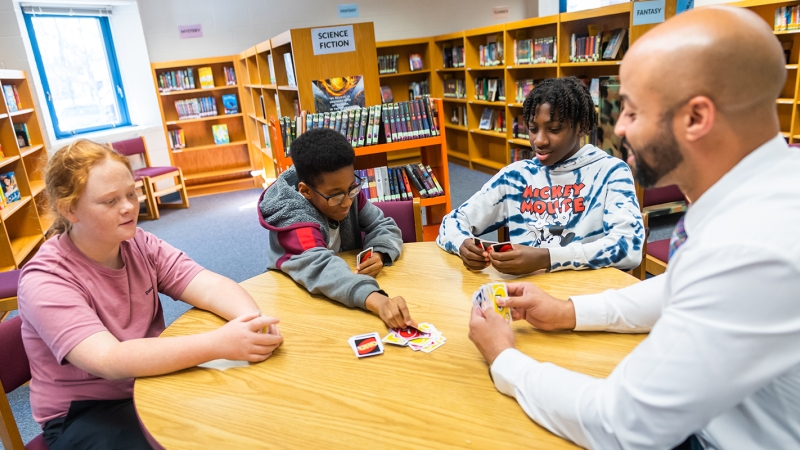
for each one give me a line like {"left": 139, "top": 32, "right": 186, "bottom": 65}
{"left": 258, "top": 167, "right": 402, "bottom": 310}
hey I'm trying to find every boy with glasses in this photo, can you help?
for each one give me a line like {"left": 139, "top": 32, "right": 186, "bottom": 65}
{"left": 258, "top": 128, "right": 415, "bottom": 329}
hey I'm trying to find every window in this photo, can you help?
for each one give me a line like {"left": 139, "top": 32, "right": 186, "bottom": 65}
{"left": 23, "top": 8, "right": 131, "bottom": 138}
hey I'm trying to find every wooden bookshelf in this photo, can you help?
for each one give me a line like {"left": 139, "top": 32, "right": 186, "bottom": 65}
{"left": 266, "top": 96, "right": 452, "bottom": 242}
{"left": 729, "top": 0, "right": 800, "bottom": 141}
{"left": 431, "top": 31, "right": 469, "bottom": 167}
{"left": 0, "top": 69, "right": 49, "bottom": 271}
{"left": 376, "top": 37, "right": 434, "bottom": 163}
{"left": 151, "top": 56, "right": 259, "bottom": 197}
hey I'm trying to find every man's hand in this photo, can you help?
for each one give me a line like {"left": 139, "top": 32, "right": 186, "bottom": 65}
{"left": 356, "top": 251, "right": 385, "bottom": 278}
{"left": 459, "top": 239, "right": 490, "bottom": 271}
{"left": 365, "top": 292, "right": 418, "bottom": 329}
{"left": 468, "top": 303, "right": 515, "bottom": 365}
{"left": 497, "top": 282, "right": 576, "bottom": 331}
{"left": 211, "top": 311, "right": 284, "bottom": 362}
{"left": 488, "top": 245, "right": 550, "bottom": 275}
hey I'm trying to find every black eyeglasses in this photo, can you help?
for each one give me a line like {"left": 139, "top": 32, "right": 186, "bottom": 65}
{"left": 307, "top": 172, "right": 363, "bottom": 206}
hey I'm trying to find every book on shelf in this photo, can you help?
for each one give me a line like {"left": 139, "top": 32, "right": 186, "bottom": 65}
{"left": 511, "top": 146, "right": 534, "bottom": 162}
{"left": 775, "top": 6, "right": 800, "bottom": 31}
{"left": 198, "top": 67, "right": 215, "bottom": 89}
{"left": 174, "top": 97, "right": 217, "bottom": 119}
{"left": 513, "top": 114, "right": 529, "bottom": 139}
{"left": 449, "top": 105, "right": 467, "bottom": 127}
{"left": 259, "top": 95, "right": 267, "bottom": 118}
{"left": 378, "top": 54, "right": 399, "bottom": 74}
{"left": 381, "top": 86, "right": 394, "bottom": 103}
{"left": 478, "top": 108, "right": 505, "bottom": 131}
{"left": 442, "top": 44, "right": 465, "bottom": 68}
{"left": 478, "top": 34, "right": 504, "bottom": 67}
{"left": 14, "top": 123, "right": 30, "bottom": 148}
{"left": 157, "top": 69, "right": 196, "bottom": 92}
{"left": 443, "top": 77, "right": 466, "bottom": 99}
{"left": 168, "top": 129, "right": 186, "bottom": 151}
{"left": 267, "top": 54, "right": 277, "bottom": 84}
{"left": 312, "top": 75, "right": 365, "bottom": 112}
{"left": 212, "top": 124, "right": 230, "bottom": 145}
{"left": 284, "top": 53, "right": 297, "bottom": 87}
{"left": 0, "top": 172, "right": 21, "bottom": 203}
{"left": 474, "top": 78, "right": 504, "bottom": 102}
{"left": 277, "top": 96, "right": 441, "bottom": 151}
{"left": 513, "top": 37, "right": 556, "bottom": 65}
{"left": 409, "top": 53, "right": 423, "bottom": 71}
{"left": 223, "top": 66, "right": 237, "bottom": 86}
{"left": 222, "top": 94, "right": 239, "bottom": 114}
{"left": 274, "top": 92, "right": 282, "bottom": 118}
{"left": 409, "top": 80, "right": 430, "bottom": 99}
{"left": 570, "top": 28, "right": 626, "bottom": 62}
{"left": 515, "top": 79, "right": 537, "bottom": 103}
{"left": 356, "top": 164, "right": 444, "bottom": 202}
{"left": 2, "top": 85, "right": 20, "bottom": 112}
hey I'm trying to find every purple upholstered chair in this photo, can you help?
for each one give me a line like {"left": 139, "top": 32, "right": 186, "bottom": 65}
{"left": 372, "top": 198, "right": 424, "bottom": 243}
{"left": 111, "top": 137, "right": 189, "bottom": 220}
{"left": 0, "top": 270, "right": 20, "bottom": 321}
{"left": 0, "top": 316, "right": 48, "bottom": 450}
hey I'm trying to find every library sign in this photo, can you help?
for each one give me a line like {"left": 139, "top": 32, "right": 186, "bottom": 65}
{"left": 311, "top": 25, "right": 356, "bottom": 55}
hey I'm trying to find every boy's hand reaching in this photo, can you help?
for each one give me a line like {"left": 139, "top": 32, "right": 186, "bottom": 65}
{"left": 365, "top": 292, "right": 418, "bottom": 329}
{"left": 355, "top": 251, "right": 385, "bottom": 278}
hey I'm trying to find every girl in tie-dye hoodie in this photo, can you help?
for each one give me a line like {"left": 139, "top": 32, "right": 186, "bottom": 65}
{"left": 437, "top": 77, "right": 643, "bottom": 274}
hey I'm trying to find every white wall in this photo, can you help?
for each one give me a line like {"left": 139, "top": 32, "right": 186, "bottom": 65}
{"left": 539, "top": 0, "right": 560, "bottom": 17}
{"left": 138, "top": 0, "right": 532, "bottom": 62}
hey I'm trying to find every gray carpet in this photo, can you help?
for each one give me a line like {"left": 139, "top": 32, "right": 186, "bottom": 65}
{"left": 4, "top": 162, "right": 677, "bottom": 447}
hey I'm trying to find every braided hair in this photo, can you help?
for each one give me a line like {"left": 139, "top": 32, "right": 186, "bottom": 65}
{"left": 522, "top": 77, "right": 597, "bottom": 135}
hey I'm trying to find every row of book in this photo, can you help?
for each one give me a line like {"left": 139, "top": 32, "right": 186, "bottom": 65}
{"left": 513, "top": 37, "right": 557, "bottom": 65}
{"left": 515, "top": 79, "right": 538, "bottom": 103}
{"left": 475, "top": 78, "right": 506, "bottom": 102}
{"left": 221, "top": 67, "right": 237, "bottom": 86}
{"left": 157, "top": 66, "right": 235, "bottom": 93}
{"left": 2, "top": 85, "right": 22, "bottom": 112}
{"left": 168, "top": 129, "right": 186, "bottom": 151}
{"left": 358, "top": 163, "right": 445, "bottom": 202}
{"left": 775, "top": 6, "right": 800, "bottom": 31}
{"left": 0, "top": 171, "right": 21, "bottom": 208}
{"left": 174, "top": 97, "right": 218, "bottom": 119}
{"left": 409, "top": 80, "right": 430, "bottom": 99}
{"left": 569, "top": 28, "right": 627, "bottom": 62}
{"left": 14, "top": 123, "right": 31, "bottom": 148}
{"left": 443, "top": 78, "right": 466, "bottom": 99}
{"left": 478, "top": 40, "right": 504, "bottom": 66}
{"left": 443, "top": 45, "right": 465, "bottom": 68}
{"left": 510, "top": 147, "right": 533, "bottom": 163}
{"left": 278, "top": 97, "right": 441, "bottom": 156}
{"left": 448, "top": 105, "right": 468, "bottom": 128}
{"left": 378, "top": 54, "right": 400, "bottom": 74}
{"left": 479, "top": 108, "right": 506, "bottom": 133}
{"left": 512, "top": 115, "right": 529, "bottom": 140}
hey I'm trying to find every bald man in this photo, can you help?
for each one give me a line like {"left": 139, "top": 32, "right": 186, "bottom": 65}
{"left": 468, "top": 6, "right": 800, "bottom": 450}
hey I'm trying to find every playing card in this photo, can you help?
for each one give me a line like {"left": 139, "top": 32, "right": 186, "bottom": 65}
{"left": 421, "top": 336, "right": 446, "bottom": 353}
{"left": 487, "top": 282, "right": 512, "bottom": 323}
{"left": 479, "top": 239, "right": 498, "bottom": 250}
{"left": 356, "top": 247, "right": 374, "bottom": 267}
{"left": 416, "top": 323, "right": 439, "bottom": 335}
{"left": 382, "top": 332, "right": 408, "bottom": 346}
{"left": 348, "top": 332, "right": 384, "bottom": 358}
{"left": 391, "top": 326, "right": 430, "bottom": 340}
{"left": 490, "top": 242, "right": 513, "bottom": 253}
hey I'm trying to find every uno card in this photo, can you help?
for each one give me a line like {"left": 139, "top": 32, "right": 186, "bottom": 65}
{"left": 356, "top": 247, "right": 374, "bottom": 267}
{"left": 490, "top": 242, "right": 513, "bottom": 253}
{"left": 421, "top": 336, "right": 446, "bottom": 353}
{"left": 487, "top": 282, "right": 512, "bottom": 323}
{"left": 391, "top": 326, "right": 429, "bottom": 340}
{"left": 472, "top": 237, "right": 485, "bottom": 250}
{"left": 348, "top": 332, "right": 384, "bottom": 358}
{"left": 382, "top": 332, "right": 408, "bottom": 346}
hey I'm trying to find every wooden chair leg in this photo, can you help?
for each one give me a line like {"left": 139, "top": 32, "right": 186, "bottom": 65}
{"left": 412, "top": 197, "right": 423, "bottom": 243}
{"left": 176, "top": 168, "right": 190, "bottom": 208}
{"left": 142, "top": 177, "right": 159, "bottom": 220}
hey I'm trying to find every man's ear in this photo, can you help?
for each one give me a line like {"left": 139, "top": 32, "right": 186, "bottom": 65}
{"left": 297, "top": 181, "right": 313, "bottom": 200}
{"left": 681, "top": 96, "right": 715, "bottom": 143}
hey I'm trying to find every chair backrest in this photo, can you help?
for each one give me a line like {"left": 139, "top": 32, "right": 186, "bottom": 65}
{"left": 110, "top": 137, "right": 152, "bottom": 170}
{"left": 372, "top": 198, "right": 423, "bottom": 243}
{"left": 0, "top": 316, "right": 31, "bottom": 450}
{"left": 643, "top": 184, "right": 685, "bottom": 208}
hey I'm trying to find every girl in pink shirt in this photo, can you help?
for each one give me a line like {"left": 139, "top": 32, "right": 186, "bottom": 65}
{"left": 18, "top": 140, "right": 283, "bottom": 449}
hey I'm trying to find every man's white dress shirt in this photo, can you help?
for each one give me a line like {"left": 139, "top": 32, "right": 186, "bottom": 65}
{"left": 490, "top": 134, "right": 800, "bottom": 449}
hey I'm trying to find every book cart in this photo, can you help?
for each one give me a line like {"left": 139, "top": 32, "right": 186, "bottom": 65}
{"left": 151, "top": 56, "right": 258, "bottom": 197}
{"left": 0, "top": 69, "right": 49, "bottom": 271}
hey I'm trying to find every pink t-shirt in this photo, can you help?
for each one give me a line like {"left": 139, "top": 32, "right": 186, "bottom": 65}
{"left": 18, "top": 228, "right": 203, "bottom": 424}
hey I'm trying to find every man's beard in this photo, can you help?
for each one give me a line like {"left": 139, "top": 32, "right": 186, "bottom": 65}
{"left": 621, "top": 115, "right": 684, "bottom": 188}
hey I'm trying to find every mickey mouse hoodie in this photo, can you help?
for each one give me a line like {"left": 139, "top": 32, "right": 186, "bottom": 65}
{"left": 437, "top": 144, "right": 644, "bottom": 271}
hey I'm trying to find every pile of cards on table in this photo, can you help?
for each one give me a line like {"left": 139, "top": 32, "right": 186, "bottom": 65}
{"left": 382, "top": 323, "right": 446, "bottom": 353}
{"left": 472, "top": 282, "right": 512, "bottom": 323}
{"left": 348, "top": 332, "right": 384, "bottom": 358}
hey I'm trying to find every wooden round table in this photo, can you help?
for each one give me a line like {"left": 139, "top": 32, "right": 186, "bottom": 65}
{"left": 134, "top": 242, "right": 645, "bottom": 449}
